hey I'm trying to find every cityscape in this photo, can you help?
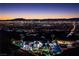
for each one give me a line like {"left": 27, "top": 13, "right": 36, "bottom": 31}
{"left": 0, "top": 3, "right": 79, "bottom": 56}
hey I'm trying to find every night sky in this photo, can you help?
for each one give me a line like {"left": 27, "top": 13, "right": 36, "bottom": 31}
{"left": 0, "top": 3, "right": 79, "bottom": 20}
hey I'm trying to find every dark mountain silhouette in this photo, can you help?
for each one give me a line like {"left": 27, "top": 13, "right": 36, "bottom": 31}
{"left": 43, "top": 18, "right": 79, "bottom": 21}
{"left": 12, "top": 18, "right": 26, "bottom": 21}
{"left": 67, "top": 18, "right": 79, "bottom": 21}
{"left": 0, "top": 18, "right": 79, "bottom": 21}
{"left": 9, "top": 18, "right": 79, "bottom": 21}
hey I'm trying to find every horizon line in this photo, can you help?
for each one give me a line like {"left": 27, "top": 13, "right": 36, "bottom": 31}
{"left": 0, "top": 17, "right": 79, "bottom": 21}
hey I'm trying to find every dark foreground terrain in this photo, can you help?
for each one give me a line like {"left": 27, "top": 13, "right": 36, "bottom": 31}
{"left": 57, "top": 47, "right": 79, "bottom": 56}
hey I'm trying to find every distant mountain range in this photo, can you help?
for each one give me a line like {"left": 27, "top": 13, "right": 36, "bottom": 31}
{"left": 0, "top": 18, "right": 79, "bottom": 21}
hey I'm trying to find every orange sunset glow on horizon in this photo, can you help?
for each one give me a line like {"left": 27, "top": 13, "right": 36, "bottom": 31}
{"left": 0, "top": 15, "right": 78, "bottom": 20}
